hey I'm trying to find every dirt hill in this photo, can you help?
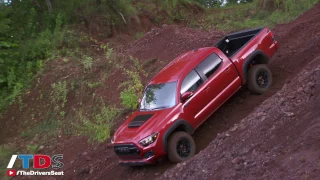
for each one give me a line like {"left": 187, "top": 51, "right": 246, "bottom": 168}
{"left": 41, "top": 2, "right": 320, "bottom": 180}
{"left": 4, "top": 1, "right": 319, "bottom": 180}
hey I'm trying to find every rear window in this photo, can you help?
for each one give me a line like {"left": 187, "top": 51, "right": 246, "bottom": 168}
{"left": 197, "top": 53, "right": 222, "bottom": 78}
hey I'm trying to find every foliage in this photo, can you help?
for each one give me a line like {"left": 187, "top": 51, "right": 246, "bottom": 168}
{"left": 82, "top": 56, "right": 93, "bottom": 71}
{"left": 50, "top": 81, "right": 69, "bottom": 115}
{"left": 135, "top": 32, "right": 144, "bottom": 39}
{"left": 87, "top": 81, "right": 101, "bottom": 89}
{"left": 20, "top": 118, "right": 60, "bottom": 138}
{"left": 162, "top": 0, "right": 205, "bottom": 21}
{"left": 119, "top": 57, "right": 146, "bottom": 110}
{"left": 26, "top": 144, "right": 39, "bottom": 154}
{"left": 202, "top": 0, "right": 319, "bottom": 31}
{"left": 76, "top": 104, "right": 119, "bottom": 143}
{"left": 0, "top": 0, "right": 138, "bottom": 114}
{"left": 0, "top": 145, "right": 14, "bottom": 177}
{"left": 194, "top": 0, "right": 253, "bottom": 7}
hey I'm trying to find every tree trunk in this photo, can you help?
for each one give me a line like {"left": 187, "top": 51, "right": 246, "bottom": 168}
{"left": 46, "top": 0, "right": 52, "bottom": 13}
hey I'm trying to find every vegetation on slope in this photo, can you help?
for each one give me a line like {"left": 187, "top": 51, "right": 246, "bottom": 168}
{"left": 0, "top": 2, "right": 319, "bottom": 176}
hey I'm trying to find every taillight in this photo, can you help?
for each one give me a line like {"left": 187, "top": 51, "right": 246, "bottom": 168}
{"left": 269, "top": 31, "right": 276, "bottom": 42}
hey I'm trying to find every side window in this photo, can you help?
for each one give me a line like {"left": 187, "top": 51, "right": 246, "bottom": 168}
{"left": 197, "top": 53, "right": 222, "bottom": 78}
{"left": 180, "top": 70, "right": 203, "bottom": 94}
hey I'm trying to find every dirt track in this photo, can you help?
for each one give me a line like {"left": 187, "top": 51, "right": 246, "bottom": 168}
{"left": 32, "top": 2, "right": 320, "bottom": 180}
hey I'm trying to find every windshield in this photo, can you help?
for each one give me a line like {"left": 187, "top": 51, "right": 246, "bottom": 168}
{"left": 140, "top": 82, "right": 177, "bottom": 111}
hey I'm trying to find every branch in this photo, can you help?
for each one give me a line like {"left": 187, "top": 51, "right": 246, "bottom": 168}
{"left": 111, "top": 6, "right": 127, "bottom": 25}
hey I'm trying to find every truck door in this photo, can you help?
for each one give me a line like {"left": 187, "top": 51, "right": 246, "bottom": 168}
{"left": 193, "top": 53, "right": 241, "bottom": 125}
{"left": 179, "top": 70, "right": 209, "bottom": 128}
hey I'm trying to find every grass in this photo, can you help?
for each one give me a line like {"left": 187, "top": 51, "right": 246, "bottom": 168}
{"left": 118, "top": 57, "right": 146, "bottom": 110}
{"left": 135, "top": 32, "right": 144, "bottom": 39}
{"left": 82, "top": 56, "right": 93, "bottom": 71}
{"left": 50, "top": 80, "right": 69, "bottom": 117}
{"left": 26, "top": 144, "right": 39, "bottom": 154}
{"left": 20, "top": 118, "right": 60, "bottom": 138}
{"left": 0, "top": 145, "right": 15, "bottom": 178}
{"left": 87, "top": 81, "right": 101, "bottom": 89}
{"left": 200, "top": 0, "right": 319, "bottom": 31}
{"left": 76, "top": 103, "right": 119, "bottom": 143}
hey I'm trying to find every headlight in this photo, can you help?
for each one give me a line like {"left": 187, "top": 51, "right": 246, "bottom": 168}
{"left": 139, "top": 133, "right": 159, "bottom": 147}
{"left": 111, "top": 136, "right": 115, "bottom": 144}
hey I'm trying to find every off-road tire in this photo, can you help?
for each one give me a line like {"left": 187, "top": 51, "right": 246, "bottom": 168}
{"left": 167, "top": 131, "right": 196, "bottom": 163}
{"left": 247, "top": 64, "right": 272, "bottom": 95}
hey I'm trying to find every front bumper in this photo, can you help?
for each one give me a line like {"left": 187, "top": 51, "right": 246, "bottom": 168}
{"left": 113, "top": 142, "right": 165, "bottom": 165}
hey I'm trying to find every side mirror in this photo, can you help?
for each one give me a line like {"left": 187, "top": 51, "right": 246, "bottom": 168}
{"left": 181, "top": 91, "right": 193, "bottom": 102}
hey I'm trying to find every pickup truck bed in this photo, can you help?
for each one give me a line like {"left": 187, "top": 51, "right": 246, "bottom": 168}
{"left": 216, "top": 28, "right": 263, "bottom": 57}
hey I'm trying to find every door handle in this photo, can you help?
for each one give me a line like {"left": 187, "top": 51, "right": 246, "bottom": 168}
{"left": 204, "top": 86, "right": 210, "bottom": 92}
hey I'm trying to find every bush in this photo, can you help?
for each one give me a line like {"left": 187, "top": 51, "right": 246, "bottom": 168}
{"left": 50, "top": 81, "right": 69, "bottom": 114}
{"left": 203, "top": 0, "right": 319, "bottom": 31}
{"left": 120, "top": 87, "right": 140, "bottom": 110}
{"left": 81, "top": 56, "right": 93, "bottom": 71}
{"left": 76, "top": 105, "right": 119, "bottom": 143}
{"left": 119, "top": 57, "right": 145, "bottom": 110}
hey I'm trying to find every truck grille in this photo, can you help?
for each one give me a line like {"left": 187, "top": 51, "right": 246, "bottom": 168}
{"left": 114, "top": 144, "right": 140, "bottom": 156}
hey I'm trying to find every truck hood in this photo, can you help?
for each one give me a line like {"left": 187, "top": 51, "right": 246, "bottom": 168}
{"left": 113, "top": 108, "right": 174, "bottom": 144}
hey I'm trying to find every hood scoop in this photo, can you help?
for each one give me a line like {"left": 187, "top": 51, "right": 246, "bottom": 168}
{"left": 128, "top": 114, "right": 154, "bottom": 128}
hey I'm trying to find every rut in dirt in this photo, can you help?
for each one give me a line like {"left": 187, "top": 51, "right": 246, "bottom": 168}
{"left": 50, "top": 3, "right": 320, "bottom": 180}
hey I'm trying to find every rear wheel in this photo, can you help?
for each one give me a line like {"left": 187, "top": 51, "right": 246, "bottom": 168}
{"left": 247, "top": 64, "right": 272, "bottom": 95}
{"left": 167, "top": 131, "right": 196, "bottom": 163}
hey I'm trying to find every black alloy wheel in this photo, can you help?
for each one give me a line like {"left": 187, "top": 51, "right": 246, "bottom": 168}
{"left": 176, "top": 138, "right": 191, "bottom": 158}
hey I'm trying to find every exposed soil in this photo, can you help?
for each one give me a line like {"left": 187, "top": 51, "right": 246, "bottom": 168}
{"left": 3, "top": 2, "right": 320, "bottom": 180}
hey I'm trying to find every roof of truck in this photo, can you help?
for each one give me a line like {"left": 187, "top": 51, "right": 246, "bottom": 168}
{"left": 149, "top": 47, "right": 216, "bottom": 84}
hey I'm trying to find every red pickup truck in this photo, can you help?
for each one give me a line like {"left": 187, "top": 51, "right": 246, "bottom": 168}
{"left": 112, "top": 27, "right": 279, "bottom": 165}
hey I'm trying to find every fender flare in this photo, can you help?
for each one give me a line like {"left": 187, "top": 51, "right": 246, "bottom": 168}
{"left": 162, "top": 119, "right": 194, "bottom": 152}
{"left": 242, "top": 50, "right": 270, "bottom": 83}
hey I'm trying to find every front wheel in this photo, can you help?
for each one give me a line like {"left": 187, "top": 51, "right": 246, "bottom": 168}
{"left": 247, "top": 64, "right": 272, "bottom": 95}
{"left": 167, "top": 131, "right": 196, "bottom": 163}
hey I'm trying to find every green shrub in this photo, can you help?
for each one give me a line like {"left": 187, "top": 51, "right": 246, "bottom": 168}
{"left": 20, "top": 119, "right": 60, "bottom": 138}
{"left": 87, "top": 81, "right": 101, "bottom": 88}
{"left": 26, "top": 144, "right": 39, "bottom": 154}
{"left": 76, "top": 105, "right": 119, "bottom": 143}
{"left": 119, "top": 57, "right": 145, "bottom": 110}
{"left": 135, "top": 32, "right": 144, "bottom": 39}
{"left": 203, "top": 0, "right": 319, "bottom": 31}
{"left": 120, "top": 88, "right": 140, "bottom": 110}
{"left": 82, "top": 56, "right": 93, "bottom": 71}
{"left": 50, "top": 81, "right": 69, "bottom": 111}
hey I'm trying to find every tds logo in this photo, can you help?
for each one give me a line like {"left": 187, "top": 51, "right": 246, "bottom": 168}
{"left": 7, "top": 154, "right": 64, "bottom": 169}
